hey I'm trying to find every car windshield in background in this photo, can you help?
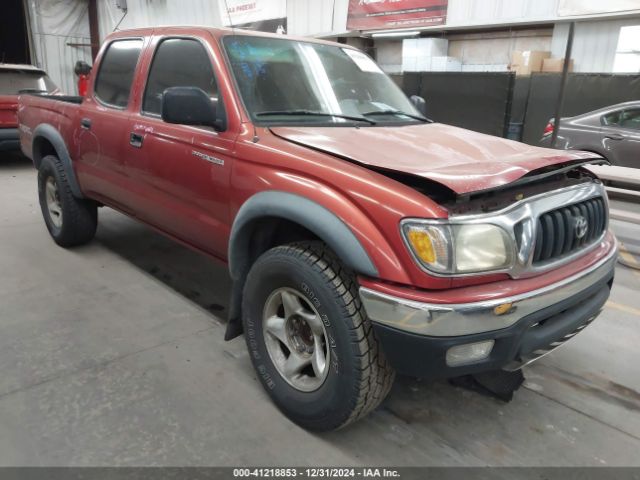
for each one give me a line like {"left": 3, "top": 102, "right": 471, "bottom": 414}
{"left": 223, "top": 35, "right": 423, "bottom": 126}
{"left": 0, "top": 70, "right": 58, "bottom": 95}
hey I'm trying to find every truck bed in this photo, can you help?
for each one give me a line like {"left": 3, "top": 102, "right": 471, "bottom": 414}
{"left": 18, "top": 93, "right": 82, "bottom": 159}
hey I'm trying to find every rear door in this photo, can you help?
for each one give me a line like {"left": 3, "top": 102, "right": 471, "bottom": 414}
{"left": 600, "top": 107, "right": 640, "bottom": 168}
{"left": 123, "top": 35, "right": 235, "bottom": 258}
{"left": 75, "top": 37, "right": 145, "bottom": 205}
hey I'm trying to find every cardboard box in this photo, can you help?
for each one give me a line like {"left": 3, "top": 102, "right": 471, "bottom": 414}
{"left": 542, "top": 57, "right": 574, "bottom": 72}
{"left": 510, "top": 50, "right": 550, "bottom": 75}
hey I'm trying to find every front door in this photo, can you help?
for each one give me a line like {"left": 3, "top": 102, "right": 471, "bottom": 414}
{"left": 123, "top": 36, "right": 234, "bottom": 258}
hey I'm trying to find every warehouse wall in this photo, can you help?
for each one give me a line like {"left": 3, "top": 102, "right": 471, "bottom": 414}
{"left": 446, "top": 0, "right": 558, "bottom": 28}
{"left": 25, "top": 0, "right": 93, "bottom": 94}
{"left": 551, "top": 17, "right": 640, "bottom": 72}
{"left": 98, "top": 0, "right": 350, "bottom": 40}
{"left": 287, "top": 0, "right": 349, "bottom": 36}
{"left": 97, "top": 0, "right": 223, "bottom": 39}
{"left": 448, "top": 29, "right": 552, "bottom": 69}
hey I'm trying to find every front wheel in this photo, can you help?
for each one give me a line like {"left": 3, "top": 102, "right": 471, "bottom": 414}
{"left": 242, "top": 242, "right": 395, "bottom": 431}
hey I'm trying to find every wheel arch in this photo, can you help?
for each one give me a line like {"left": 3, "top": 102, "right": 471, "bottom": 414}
{"left": 32, "top": 124, "right": 84, "bottom": 198}
{"left": 225, "top": 191, "right": 379, "bottom": 340}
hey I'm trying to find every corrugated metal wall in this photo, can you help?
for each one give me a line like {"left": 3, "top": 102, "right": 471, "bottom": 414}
{"left": 98, "top": 0, "right": 349, "bottom": 39}
{"left": 287, "top": 0, "right": 349, "bottom": 36}
{"left": 97, "top": 0, "right": 223, "bottom": 39}
{"left": 26, "top": 0, "right": 93, "bottom": 94}
{"left": 551, "top": 18, "right": 640, "bottom": 72}
{"left": 447, "top": 0, "right": 558, "bottom": 27}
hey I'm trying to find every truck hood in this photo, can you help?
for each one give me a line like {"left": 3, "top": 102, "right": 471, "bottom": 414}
{"left": 0, "top": 95, "right": 19, "bottom": 128}
{"left": 270, "top": 123, "right": 603, "bottom": 195}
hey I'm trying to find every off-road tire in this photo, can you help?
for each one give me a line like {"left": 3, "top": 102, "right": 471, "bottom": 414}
{"left": 242, "top": 241, "right": 395, "bottom": 431}
{"left": 38, "top": 155, "right": 97, "bottom": 247}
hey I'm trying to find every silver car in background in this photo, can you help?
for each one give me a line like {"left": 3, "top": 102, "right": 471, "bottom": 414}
{"left": 539, "top": 101, "right": 640, "bottom": 168}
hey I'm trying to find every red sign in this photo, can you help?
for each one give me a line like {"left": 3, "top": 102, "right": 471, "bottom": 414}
{"left": 347, "top": 0, "right": 447, "bottom": 31}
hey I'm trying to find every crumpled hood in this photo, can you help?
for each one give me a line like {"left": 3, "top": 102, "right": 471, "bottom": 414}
{"left": 270, "top": 123, "right": 602, "bottom": 195}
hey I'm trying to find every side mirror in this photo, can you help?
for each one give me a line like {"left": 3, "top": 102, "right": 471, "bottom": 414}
{"left": 162, "top": 86, "right": 225, "bottom": 131}
{"left": 410, "top": 95, "right": 427, "bottom": 117}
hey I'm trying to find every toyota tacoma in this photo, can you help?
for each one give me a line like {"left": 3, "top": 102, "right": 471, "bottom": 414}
{"left": 17, "top": 27, "right": 617, "bottom": 430}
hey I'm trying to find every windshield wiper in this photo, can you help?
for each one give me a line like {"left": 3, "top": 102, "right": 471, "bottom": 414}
{"left": 362, "top": 109, "right": 431, "bottom": 122}
{"left": 255, "top": 110, "right": 376, "bottom": 125}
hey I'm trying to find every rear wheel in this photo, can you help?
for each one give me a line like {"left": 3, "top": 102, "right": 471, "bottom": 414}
{"left": 242, "top": 241, "right": 395, "bottom": 431}
{"left": 38, "top": 155, "right": 97, "bottom": 247}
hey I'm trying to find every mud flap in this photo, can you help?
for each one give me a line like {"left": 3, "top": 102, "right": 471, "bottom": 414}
{"left": 449, "top": 369, "right": 525, "bottom": 402}
{"left": 224, "top": 283, "right": 244, "bottom": 340}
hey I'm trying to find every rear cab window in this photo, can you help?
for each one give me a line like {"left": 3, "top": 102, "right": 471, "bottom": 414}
{"left": 142, "top": 38, "right": 218, "bottom": 117}
{"left": 94, "top": 39, "right": 144, "bottom": 108}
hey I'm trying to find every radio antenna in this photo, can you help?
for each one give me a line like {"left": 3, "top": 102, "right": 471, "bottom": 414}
{"left": 222, "top": 0, "right": 234, "bottom": 33}
{"left": 222, "top": 0, "right": 259, "bottom": 142}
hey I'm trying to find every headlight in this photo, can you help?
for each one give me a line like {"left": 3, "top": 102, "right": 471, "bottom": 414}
{"left": 402, "top": 221, "right": 513, "bottom": 274}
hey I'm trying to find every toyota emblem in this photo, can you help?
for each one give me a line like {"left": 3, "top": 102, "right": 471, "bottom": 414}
{"left": 574, "top": 215, "right": 588, "bottom": 239}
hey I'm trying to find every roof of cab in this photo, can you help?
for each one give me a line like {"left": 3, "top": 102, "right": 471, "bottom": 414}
{"left": 105, "top": 25, "right": 350, "bottom": 49}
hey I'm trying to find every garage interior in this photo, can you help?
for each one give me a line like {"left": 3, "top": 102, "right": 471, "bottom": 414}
{"left": 1, "top": 0, "right": 640, "bottom": 472}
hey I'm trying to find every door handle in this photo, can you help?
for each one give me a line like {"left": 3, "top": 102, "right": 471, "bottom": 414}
{"left": 80, "top": 118, "right": 92, "bottom": 129}
{"left": 130, "top": 132, "right": 144, "bottom": 148}
{"left": 605, "top": 133, "right": 625, "bottom": 141}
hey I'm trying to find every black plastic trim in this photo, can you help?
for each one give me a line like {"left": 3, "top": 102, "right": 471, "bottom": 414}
{"left": 31, "top": 124, "right": 84, "bottom": 198}
{"left": 372, "top": 268, "right": 613, "bottom": 380}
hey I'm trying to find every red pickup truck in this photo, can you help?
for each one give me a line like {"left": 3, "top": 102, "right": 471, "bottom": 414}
{"left": 18, "top": 27, "right": 617, "bottom": 431}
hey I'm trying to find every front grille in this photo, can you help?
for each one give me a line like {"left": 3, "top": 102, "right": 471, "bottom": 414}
{"left": 532, "top": 196, "right": 606, "bottom": 264}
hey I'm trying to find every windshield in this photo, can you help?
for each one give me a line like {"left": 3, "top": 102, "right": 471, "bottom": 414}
{"left": 223, "top": 35, "right": 421, "bottom": 126}
{"left": 0, "top": 70, "right": 58, "bottom": 95}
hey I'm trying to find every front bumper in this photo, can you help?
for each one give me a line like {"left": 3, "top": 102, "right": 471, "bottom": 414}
{"left": 360, "top": 244, "right": 617, "bottom": 379}
{"left": 0, "top": 128, "right": 20, "bottom": 152}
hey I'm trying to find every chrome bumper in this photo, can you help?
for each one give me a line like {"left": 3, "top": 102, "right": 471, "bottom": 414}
{"left": 360, "top": 243, "right": 618, "bottom": 337}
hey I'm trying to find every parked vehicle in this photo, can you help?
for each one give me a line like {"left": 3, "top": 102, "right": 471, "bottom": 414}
{"left": 0, "top": 64, "right": 58, "bottom": 152}
{"left": 18, "top": 27, "right": 617, "bottom": 430}
{"left": 540, "top": 101, "right": 640, "bottom": 168}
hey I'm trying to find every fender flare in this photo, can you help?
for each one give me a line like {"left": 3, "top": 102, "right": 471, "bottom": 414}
{"left": 225, "top": 191, "right": 378, "bottom": 340}
{"left": 32, "top": 123, "right": 84, "bottom": 198}
{"left": 228, "top": 190, "right": 378, "bottom": 280}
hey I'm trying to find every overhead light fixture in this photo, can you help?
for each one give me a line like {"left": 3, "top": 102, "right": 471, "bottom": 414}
{"left": 371, "top": 30, "right": 420, "bottom": 39}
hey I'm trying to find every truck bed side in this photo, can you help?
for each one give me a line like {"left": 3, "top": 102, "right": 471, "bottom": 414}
{"left": 18, "top": 94, "right": 82, "bottom": 160}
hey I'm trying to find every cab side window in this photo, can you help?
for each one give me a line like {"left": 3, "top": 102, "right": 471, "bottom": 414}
{"left": 143, "top": 38, "right": 218, "bottom": 116}
{"left": 94, "top": 39, "right": 143, "bottom": 108}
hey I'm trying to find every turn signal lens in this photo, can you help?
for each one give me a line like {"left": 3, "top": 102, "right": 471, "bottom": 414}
{"left": 406, "top": 229, "right": 435, "bottom": 263}
{"left": 403, "top": 224, "right": 451, "bottom": 273}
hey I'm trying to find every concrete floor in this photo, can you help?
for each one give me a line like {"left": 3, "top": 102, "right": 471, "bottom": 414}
{"left": 1, "top": 153, "right": 639, "bottom": 466}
